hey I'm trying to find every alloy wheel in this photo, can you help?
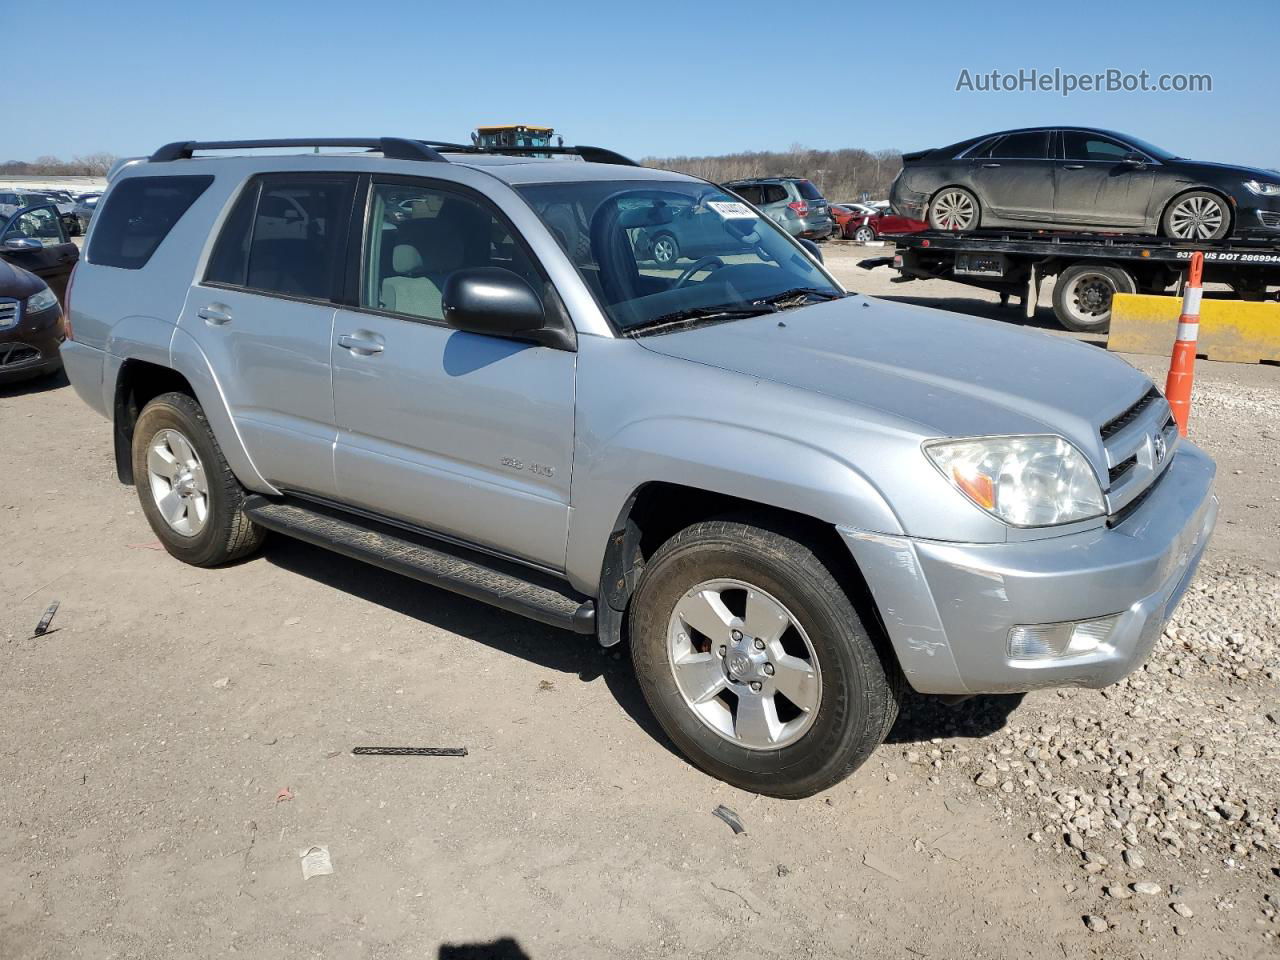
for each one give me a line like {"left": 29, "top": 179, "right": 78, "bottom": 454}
{"left": 931, "top": 190, "right": 976, "bottom": 230}
{"left": 146, "top": 428, "right": 210, "bottom": 536}
{"left": 1168, "top": 195, "right": 1225, "bottom": 240}
{"left": 667, "top": 578, "right": 821, "bottom": 750}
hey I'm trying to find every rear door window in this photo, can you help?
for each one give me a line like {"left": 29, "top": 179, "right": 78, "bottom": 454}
{"left": 729, "top": 183, "right": 764, "bottom": 205}
{"left": 762, "top": 184, "right": 789, "bottom": 204}
{"left": 990, "top": 132, "right": 1050, "bottom": 159}
{"left": 205, "top": 174, "right": 357, "bottom": 301}
{"left": 87, "top": 176, "right": 213, "bottom": 269}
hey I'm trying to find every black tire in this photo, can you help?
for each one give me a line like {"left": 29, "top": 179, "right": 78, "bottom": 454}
{"left": 629, "top": 519, "right": 901, "bottom": 798}
{"left": 853, "top": 224, "right": 876, "bottom": 244}
{"left": 650, "top": 232, "right": 680, "bottom": 267}
{"left": 1052, "top": 263, "right": 1136, "bottom": 333}
{"left": 131, "top": 391, "right": 265, "bottom": 567}
{"left": 1160, "top": 190, "right": 1231, "bottom": 241}
{"left": 927, "top": 186, "right": 980, "bottom": 231}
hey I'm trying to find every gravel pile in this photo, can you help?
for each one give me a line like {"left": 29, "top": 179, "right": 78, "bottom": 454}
{"left": 964, "top": 559, "right": 1280, "bottom": 940}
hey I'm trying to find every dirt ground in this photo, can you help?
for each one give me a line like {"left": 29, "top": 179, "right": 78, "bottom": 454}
{"left": 2, "top": 243, "right": 1277, "bottom": 959}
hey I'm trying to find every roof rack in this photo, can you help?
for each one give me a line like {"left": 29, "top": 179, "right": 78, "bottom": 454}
{"left": 149, "top": 138, "right": 448, "bottom": 163}
{"left": 148, "top": 138, "right": 638, "bottom": 167}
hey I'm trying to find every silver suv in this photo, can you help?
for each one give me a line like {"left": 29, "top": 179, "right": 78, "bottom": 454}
{"left": 61, "top": 137, "right": 1217, "bottom": 797}
{"left": 723, "top": 177, "right": 834, "bottom": 240}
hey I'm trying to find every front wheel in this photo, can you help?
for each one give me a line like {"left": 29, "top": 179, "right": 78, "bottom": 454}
{"left": 629, "top": 519, "right": 901, "bottom": 798}
{"left": 650, "top": 233, "right": 680, "bottom": 267}
{"left": 132, "top": 391, "right": 266, "bottom": 566}
{"left": 1161, "top": 191, "right": 1230, "bottom": 241}
{"left": 852, "top": 224, "right": 876, "bottom": 244}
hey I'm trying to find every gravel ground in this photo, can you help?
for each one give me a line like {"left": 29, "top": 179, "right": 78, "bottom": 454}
{"left": 1, "top": 248, "right": 1277, "bottom": 958}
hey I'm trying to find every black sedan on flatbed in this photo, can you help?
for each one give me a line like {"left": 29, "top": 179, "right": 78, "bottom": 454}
{"left": 890, "top": 126, "right": 1280, "bottom": 241}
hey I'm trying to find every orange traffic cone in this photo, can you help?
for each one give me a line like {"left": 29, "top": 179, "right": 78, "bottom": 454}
{"left": 1164, "top": 252, "right": 1204, "bottom": 436}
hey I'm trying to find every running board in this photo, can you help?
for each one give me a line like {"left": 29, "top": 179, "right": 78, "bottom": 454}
{"left": 242, "top": 496, "right": 596, "bottom": 634}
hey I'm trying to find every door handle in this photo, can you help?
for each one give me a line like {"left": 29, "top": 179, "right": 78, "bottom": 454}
{"left": 337, "top": 332, "right": 385, "bottom": 355}
{"left": 197, "top": 304, "right": 232, "bottom": 325}
{"left": 1063, "top": 164, "right": 1085, "bottom": 170}
{"left": 982, "top": 162, "right": 1001, "bottom": 168}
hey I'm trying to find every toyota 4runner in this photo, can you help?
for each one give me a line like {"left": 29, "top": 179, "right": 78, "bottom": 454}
{"left": 60, "top": 137, "right": 1218, "bottom": 797}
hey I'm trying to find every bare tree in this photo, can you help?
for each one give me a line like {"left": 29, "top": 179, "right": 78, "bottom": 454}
{"left": 0, "top": 153, "right": 118, "bottom": 177}
{"left": 643, "top": 145, "right": 903, "bottom": 203}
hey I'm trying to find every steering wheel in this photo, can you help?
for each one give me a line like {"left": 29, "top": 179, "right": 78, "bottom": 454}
{"left": 675, "top": 256, "right": 726, "bottom": 288}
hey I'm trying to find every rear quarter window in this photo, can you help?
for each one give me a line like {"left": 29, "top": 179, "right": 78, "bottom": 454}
{"left": 87, "top": 175, "right": 213, "bottom": 269}
{"left": 795, "top": 180, "right": 824, "bottom": 201}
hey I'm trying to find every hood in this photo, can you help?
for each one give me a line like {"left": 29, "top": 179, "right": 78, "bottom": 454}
{"left": 0, "top": 256, "right": 44, "bottom": 299}
{"left": 636, "top": 296, "right": 1153, "bottom": 466}
{"left": 1175, "top": 158, "right": 1280, "bottom": 182}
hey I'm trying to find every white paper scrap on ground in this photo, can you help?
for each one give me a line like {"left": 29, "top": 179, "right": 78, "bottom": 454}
{"left": 299, "top": 845, "right": 334, "bottom": 879}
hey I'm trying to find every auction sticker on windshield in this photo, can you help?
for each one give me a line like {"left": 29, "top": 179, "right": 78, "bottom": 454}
{"left": 707, "top": 201, "right": 757, "bottom": 219}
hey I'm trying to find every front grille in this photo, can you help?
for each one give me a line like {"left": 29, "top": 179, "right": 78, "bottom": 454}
{"left": 0, "top": 297, "right": 18, "bottom": 331}
{"left": 1100, "top": 386, "right": 1162, "bottom": 441}
{"left": 1108, "top": 455, "right": 1137, "bottom": 485}
{"left": 0, "top": 343, "right": 40, "bottom": 367}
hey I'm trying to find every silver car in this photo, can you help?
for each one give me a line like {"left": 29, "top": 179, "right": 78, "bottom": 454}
{"left": 61, "top": 137, "right": 1216, "bottom": 797}
{"left": 723, "top": 177, "right": 835, "bottom": 240}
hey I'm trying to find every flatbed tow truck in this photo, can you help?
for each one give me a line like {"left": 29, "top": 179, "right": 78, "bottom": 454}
{"left": 860, "top": 229, "right": 1280, "bottom": 332}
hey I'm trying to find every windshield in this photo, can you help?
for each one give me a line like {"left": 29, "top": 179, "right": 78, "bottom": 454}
{"left": 516, "top": 180, "right": 842, "bottom": 333}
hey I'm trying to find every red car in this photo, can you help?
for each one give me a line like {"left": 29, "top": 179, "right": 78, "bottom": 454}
{"left": 828, "top": 203, "right": 866, "bottom": 236}
{"left": 843, "top": 209, "right": 928, "bottom": 243}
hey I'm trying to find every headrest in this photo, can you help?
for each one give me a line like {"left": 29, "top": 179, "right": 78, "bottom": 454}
{"left": 392, "top": 244, "right": 423, "bottom": 275}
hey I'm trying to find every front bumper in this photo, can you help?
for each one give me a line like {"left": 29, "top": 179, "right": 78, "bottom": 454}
{"left": 841, "top": 443, "right": 1218, "bottom": 695}
{"left": 0, "top": 305, "right": 64, "bottom": 382}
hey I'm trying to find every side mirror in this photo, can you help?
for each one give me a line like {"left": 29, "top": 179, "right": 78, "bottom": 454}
{"left": 1122, "top": 152, "right": 1148, "bottom": 168}
{"left": 2, "top": 236, "right": 42, "bottom": 251}
{"left": 442, "top": 267, "right": 572, "bottom": 350}
{"left": 798, "top": 238, "right": 824, "bottom": 263}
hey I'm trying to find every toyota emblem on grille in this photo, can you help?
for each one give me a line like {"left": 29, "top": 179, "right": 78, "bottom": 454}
{"left": 1153, "top": 433, "right": 1167, "bottom": 465}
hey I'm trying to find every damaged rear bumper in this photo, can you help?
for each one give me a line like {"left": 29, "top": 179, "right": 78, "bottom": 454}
{"left": 839, "top": 443, "right": 1218, "bottom": 695}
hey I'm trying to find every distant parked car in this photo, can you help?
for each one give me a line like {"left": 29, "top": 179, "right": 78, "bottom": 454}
{"left": 843, "top": 209, "right": 928, "bottom": 243}
{"left": 890, "top": 126, "right": 1280, "bottom": 240}
{"left": 0, "top": 204, "right": 79, "bottom": 302}
{"left": 73, "top": 193, "right": 102, "bottom": 230}
{"left": 0, "top": 257, "right": 64, "bottom": 382}
{"left": 17, "top": 191, "right": 82, "bottom": 236}
{"left": 828, "top": 204, "right": 862, "bottom": 236}
{"left": 722, "top": 177, "right": 834, "bottom": 240}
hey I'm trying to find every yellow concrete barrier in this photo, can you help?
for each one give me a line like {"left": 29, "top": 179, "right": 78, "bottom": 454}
{"left": 1108, "top": 293, "right": 1280, "bottom": 364}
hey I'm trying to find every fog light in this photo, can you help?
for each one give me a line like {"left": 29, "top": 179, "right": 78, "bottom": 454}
{"left": 1007, "top": 615, "right": 1120, "bottom": 661}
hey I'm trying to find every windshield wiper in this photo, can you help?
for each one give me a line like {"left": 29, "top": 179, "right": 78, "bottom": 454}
{"left": 624, "top": 302, "right": 779, "bottom": 337}
{"left": 754, "top": 287, "right": 846, "bottom": 309}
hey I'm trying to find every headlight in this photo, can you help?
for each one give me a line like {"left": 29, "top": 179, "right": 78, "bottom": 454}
{"left": 1243, "top": 179, "right": 1280, "bottom": 197}
{"left": 924, "top": 435, "right": 1105, "bottom": 527}
{"left": 26, "top": 287, "right": 58, "bottom": 313}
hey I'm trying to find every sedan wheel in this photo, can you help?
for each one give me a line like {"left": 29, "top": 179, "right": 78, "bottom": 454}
{"left": 651, "top": 234, "right": 679, "bottom": 266}
{"left": 853, "top": 224, "right": 876, "bottom": 243}
{"left": 1163, "top": 192, "right": 1229, "bottom": 240}
{"left": 928, "top": 188, "right": 978, "bottom": 231}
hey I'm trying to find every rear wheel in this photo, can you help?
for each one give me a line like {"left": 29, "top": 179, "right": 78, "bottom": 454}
{"left": 132, "top": 391, "right": 266, "bottom": 566}
{"left": 629, "top": 519, "right": 900, "bottom": 798}
{"left": 1161, "top": 191, "right": 1230, "bottom": 241}
{"left": 1052, "top": 263, "right": 1136, "bottom": 333}
{"left": 928, "top": 187, "right": 979, "bottom": 231}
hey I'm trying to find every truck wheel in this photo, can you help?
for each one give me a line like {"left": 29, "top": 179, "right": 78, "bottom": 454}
{"left": 1052, "top": 264, "right": 1136, "bottom": 333}
{"left": 853, "top": 224, "right": 876, "bottom": 243}
{"left": 629, "top": 519, "right": 901, "bottom": 798}
{"left": 650, "top": 233, "right": 680, "bottom": 267}
{"left": 1161, "top": 191, "right": 1230, "bottom": 241}
{"left": 131, "top": 391, "right": 266, "bottom": 567}
{"left": 928, "top": 187, "right": 979, "bottom": 231}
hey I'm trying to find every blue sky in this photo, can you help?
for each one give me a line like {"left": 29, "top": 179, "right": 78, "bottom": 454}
{"left": 8, "top": 0, "right": 1276, "bottom": 166}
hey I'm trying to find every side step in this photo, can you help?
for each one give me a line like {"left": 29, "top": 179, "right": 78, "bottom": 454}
{"left": 243, "top": 496, "right": 595, "bottom": 634}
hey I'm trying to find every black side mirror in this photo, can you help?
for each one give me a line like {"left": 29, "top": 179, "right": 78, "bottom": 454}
{"left": 1121, "top": 152, "right": 1148, "bottom": 168}
{"left": 798, "top": 238, "right": 824, "bottom": 263}
{"left": 442, "top": 267, "right": 574, "bottom": 350}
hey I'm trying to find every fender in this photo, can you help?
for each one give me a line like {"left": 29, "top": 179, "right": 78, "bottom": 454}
{"left": 168, "top": 325, "right": 276, "bottom": 494}
{"left": 563, "top": 415, "right": 903, "bottom": 595}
